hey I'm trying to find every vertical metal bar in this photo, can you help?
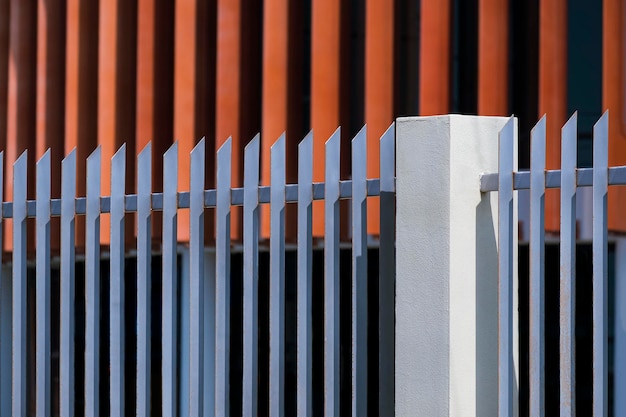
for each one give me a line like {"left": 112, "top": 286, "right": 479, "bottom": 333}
{"left": 215, "top": 138, "right": 232, "bottom": 417}
{"left": 0, "top": 265, "right": 9, "bottom": 417}
{"left": 203, "top": 252, "right": 216, "bottom": 417}
{"left": 297, "top": 132, "right": 313, "bottom": 417}
{"left": 270, "top": 134, "right": 286, "bottom": 417}
{"left": 36, "top": 150, "right": 51, "bottom": 417}
{"left": 530, "top": 116, "right": 546, "bottom": 417}
{"left": 162, "top": 142, "right": 179, "bottom": 417}
{"left": 324, "top": 128, "right": 341, "bottom": 417}
{"left": 190, "top": 139, "right": 206, "bottom": 416}
{"left": 60, "top": 149, "right": 77, "bottom": 417}
{"left": 0, "top": 152, "right": 7, "bottom": 417}
{"left": 136, "top": 144, "right": 151, "bottom": 417}
{"left": 351, "top": 127, "right": 368, "bottom": 417}
{"left": 12, "top": 152, "right": 27, "bottom": 417}
{"left": 110, "top": 145, "right": 126, "bottom": 417}
{"left": 560, "top": 113, "right": 577, "bottom": 417}
{"left": 498, "top": 118, "right": 515, "bottom": 417}
{"left": 85, "top": 147, "right": 102, "bottom": 417}
{"left": 592, "top": 112, "right": 608, "bottom": 417}
{"left": 378, "top": 123, "right": 395, "bottom": 417}
{"left": 243, "top": 134, "right": 260, "bottom": 417}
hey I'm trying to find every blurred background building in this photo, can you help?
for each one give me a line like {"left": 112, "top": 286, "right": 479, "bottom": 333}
{"left": 1, "top": 0, "right": 623, "bottom": 244}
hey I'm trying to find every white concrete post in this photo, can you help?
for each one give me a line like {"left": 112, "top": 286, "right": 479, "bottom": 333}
{"left": 395, "top": 115, "right": 518, "bottom": 416}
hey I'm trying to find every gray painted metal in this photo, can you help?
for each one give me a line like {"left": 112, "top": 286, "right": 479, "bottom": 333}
{"left": 162, "top": 142, "right": 179, "bottom": 417}
{"left": 190, "top": 139, "right": 207, "bottom": 416}
{"left": 378, "top": 123, "right": 395, "bottom": 416}
{"left": 136, "top": 144, "right": 151, "bottom": 417}
{"left": 0, "top": 152, "right": 7, "bottom": 417}
{"left": 36, "top": 150, "right": 51, "bottom": 417}
{"left": 481, "top": 165, "right": 626, "bottom": 192}
{"left": 297, "top": 132, "right": 313, "bottom": 417}
{"left": 593, "top": 112, "right": 609, "bottom": 417}
{"left": 0, "top": 178, "right": 384, "bottom": 219}
{"left": 60, "top": 150, "right": 77, "bottom": 417}
{"left": 110, "top": 145, "right": 126, "bottom": 417}
{"left": 324, "top": 128, "right": 341, "bottom": 417}
{"left": 243, "top": 134, "right": 261, "bottom": 416}
{"left": 270, "top": 134, "right": 286, "bottom": 417}
{"left": 498, "top": 118, "right": 515, "bottom": 417}
{"left": 12, "top": 152, "right": 27, "bottom": 417}
{"left": 215, "top": 138, "right": 232, "bottom": 417}
{"left": 86, "top": 147, "right": 102, "bottom": 417}
{"left": 560, "top": 113, "right": 577, "bottom": 416}
{"left": 529, "top": 117, "right": 546, "bottom": 417}
{"left": 352, "top": 127, "right": 368, "bottom": 417}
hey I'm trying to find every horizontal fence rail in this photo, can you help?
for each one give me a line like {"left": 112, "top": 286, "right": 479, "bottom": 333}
{"left": 0, "top": 124, "right": 396, "bottom": 417}
{"left": 482, "top": 111, "right": 616, "bottom": 416}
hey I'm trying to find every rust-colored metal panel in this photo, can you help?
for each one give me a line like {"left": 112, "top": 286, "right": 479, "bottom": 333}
{"left": 311, "top": 0, "right": 341, "bottom": 236}
{"left": 6, "top": 0, "right": 37, "bottom": 254}
{"left": 0, "top": 0, "right": 9, "bottom": 257}
{"left": 539, "top": 0, "right": 567, "bottom": 232}
{"left": 136, "top": 0, "right": 175, "bottom": 243}
{"left": 174, "top": 0, "right": 199, "bottom": 243}
{"left": 37, "top": 0, "right": 65, "bottom": 253}
{"left": 65, "top": 0, "right": 99, "bottom": 249}
{"left": 478, "top": 0, "right": 508, "bottom": 115}
{"left": 216, "top": 0, "right": 242, "bottom": 241}
{"left": 419, "top": 0, "right": 450, "bottom": 115}
{"left": 604, "top": 0, "right": 626, "bottom": 231}
{"left": 261, "top": 0, "right": 289, "bottom": 240}
{"left": 98, "top": 0, "right": 137, "bottom": 245}
{"left": 216, "top": 0, "right": 262, "bottom": 241}
{"left": 365, "top": 0, "right": 394, "bottom": 236}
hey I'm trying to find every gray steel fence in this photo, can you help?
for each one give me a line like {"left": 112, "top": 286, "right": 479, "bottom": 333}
{"left": 480, "top": 112, "right": 619, "bottom": 417}
{"left": 0, "top": 124, "right": 396, "bottom": 416}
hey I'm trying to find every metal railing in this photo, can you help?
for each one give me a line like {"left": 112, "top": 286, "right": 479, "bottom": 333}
{"left": 0, "top": 125, "right": 397, "bottom": 416}
{"left": 480, "top": 112, "right": 617, "bottom": 417}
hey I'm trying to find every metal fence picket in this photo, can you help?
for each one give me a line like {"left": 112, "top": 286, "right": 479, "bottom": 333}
{"left": 36, "top": 150, "right": 51, "bottom": 417}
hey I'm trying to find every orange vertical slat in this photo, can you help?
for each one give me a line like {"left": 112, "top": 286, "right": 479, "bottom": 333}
{"left": 0, "top": 0, "right": 9, "bottom": 254}
{"left": 478, "top": 0, "right": 508, "bottom": 115}
{"left": 66, "top": 0, "right": 99, "bottom": 249}
{"left": 311, "top": 0, "right": 341, "bottom": 236}
{"left": 419, "top": 0, "right": 450, "bottom": 115}
{"left": 6, "top": 0, "right": 37, "bottom": 253}
{"left": 539, "top": 0, "right": 567, "bottom": 232}
{"left": 365, "top": 0, "right": 394, "bottom": 235}
{"left": 216, "top": 0, "right": 243, "bottom": 238}
{"left": 604, "top": 0, "right": 626, "bottom": 231}
{"left": 174, "top": 0, "right": 199, "bottom": 242}
{"left": 261, "top": 0, "right": 288, "bottom": 239}
{"left": 136, "top": 0, "right": 175, "bottom": 243}
{"left": 37, "top": 0, "right": 65, "bottom": 252}
{"left": 98, "top": 0, "right": 137, "bottom": 245}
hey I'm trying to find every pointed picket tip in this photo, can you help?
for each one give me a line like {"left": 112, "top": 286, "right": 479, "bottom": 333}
{"left": 245, "top": 133, "right": 261, "bottom": 153}
{"left": 36, "top": 149, "right": 51, "bottom": 166}
{"left": 191, "top": 137, "right": 206, "bottom": 155}
{"left": 14, "top": 150, "right": 28, "bottom": 168}
{"left": 299, "top": 131, "right": 313, "bottom": 153}
{"left": 531, "top": 114, "right": 546, "bottom": 137}
{"left": 380, "top": 122, "right": 395, "bottom": 142}
{"left": 562, "top": 112, "right": 578, "bottom": 139}
{"left": 164, "top": 141, "right": 179, "bottom": 159}
{"left": 352, "top": 125, "right": 366, "bottom": 145}
{"left": 594, "top": 110, "right": 609, "bottom": 139}
{"left": 325, "top": 126, "right": 341, "bottom": 146}
{"left": 271, "top": 132, "right": 286, "bottom": 152}
{"left": 138, "top": 142, "right": 152, "bottom": 159}
{"left": 112, "top": 143, "right": 127, "bottom": 162}
{"left": 218, "top": 136, "right": 233, "bottom": 155}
